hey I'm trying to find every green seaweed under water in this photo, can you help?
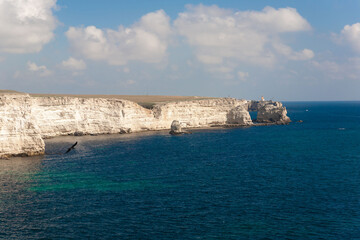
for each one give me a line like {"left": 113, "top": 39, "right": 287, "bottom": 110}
{"left": 27, "top": 171, "right": 168, "bottom": 192}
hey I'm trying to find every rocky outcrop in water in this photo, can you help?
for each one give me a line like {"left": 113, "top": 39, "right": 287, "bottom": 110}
{"left": 247, "top": 100, "right": 290, "bottom": 124}
{"left": 256, "top": 102, "right": 290, "bottom": 124}
{"left": 169, "top": 120, "right": 183, "bottom": 135}
{"left": 0, "top": 93, "right": 290, "bottom": 158}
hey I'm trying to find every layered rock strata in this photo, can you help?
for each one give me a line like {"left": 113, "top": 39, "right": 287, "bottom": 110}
{"left": 0, "top": 94, "right": 290, "bottom": 158}
{"left": 226, "top": 106, "right": 253, "bottom": 125}
{"left": 0, "top": 94, "right": 44, "bottom": 158}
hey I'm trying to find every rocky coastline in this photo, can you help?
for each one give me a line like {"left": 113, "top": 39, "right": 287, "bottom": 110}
{"left": 0, "top": 93, "right": 290, "bottom": 158}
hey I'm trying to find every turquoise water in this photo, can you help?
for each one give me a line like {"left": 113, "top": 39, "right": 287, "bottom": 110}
{"left": 1, "top": 102, "right": 360, "bottom": 239}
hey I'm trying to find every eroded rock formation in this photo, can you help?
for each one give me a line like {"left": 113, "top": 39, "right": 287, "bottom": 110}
{"left": 169, "top": 120, "right": 183, "bottom": 135}
{"left": 0, "top": 94, "right": 44, "bottom": 158}
{"left": 0, "top": 94, "right": 290, "bottom": 158}
{"left": 256, "top": 102, "right": 290, "bottom": 124}
{"left": 227, "top": 106, "right": 253, "bottom": 125}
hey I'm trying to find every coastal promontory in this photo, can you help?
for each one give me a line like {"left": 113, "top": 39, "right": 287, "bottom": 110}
{"left": 0, "top": 92, "right": 290, "bottom": 158}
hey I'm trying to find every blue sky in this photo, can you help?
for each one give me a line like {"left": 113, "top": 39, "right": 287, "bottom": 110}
{"left": 1, "top": 0, "right": 360, "bottom": 101}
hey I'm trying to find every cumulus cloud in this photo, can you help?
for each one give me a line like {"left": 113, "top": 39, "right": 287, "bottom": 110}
{"left": 62, "top": 57, "right": 87, "bottom": 70}
{"left": 239, "top": 6, "right": 311, "bottom": 33}
{"left": 27, "top": 61, "right": 52, "bottom": 76}
{"left": 174, "top": 5, "right": 313, "bottom": 67}
{"left": 320, "top": 23, "right": 360, "bottom": 81}
{"left": 66, "top": 10, "right": 171, "bottom": 66}
{"left": 0, "top": 0, "right": 57, "bottom": 53}
{"left": 339, "top": 23, "right": 360, "bottom": 53}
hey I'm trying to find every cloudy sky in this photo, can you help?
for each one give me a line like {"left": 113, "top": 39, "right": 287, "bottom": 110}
{"left": 0, "top": 0, "right": 360, "bottom": 101}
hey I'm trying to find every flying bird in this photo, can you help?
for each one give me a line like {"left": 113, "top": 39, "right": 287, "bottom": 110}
{"left": 65, "top": 142, "right": 78, "bottom": 154}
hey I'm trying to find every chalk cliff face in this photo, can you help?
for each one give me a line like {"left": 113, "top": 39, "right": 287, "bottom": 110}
{"left": 0, "top": 94, "right": 290, "bottom": 158}
{"left": 226, "top": 106, "right": 252, "bottom": 125}
{"left": 153, "top": 98, "right": 249, "bottom": 128}
{"left": 31, "top": 97, "right": 155, "bottom": 138}
{"left": 0, "top": 94, "right": 44, "bottom": 158}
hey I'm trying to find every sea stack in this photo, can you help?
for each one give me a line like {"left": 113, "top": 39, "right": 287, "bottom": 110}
{"left": 169, "top": 120, "right": 184, "bottom": 135}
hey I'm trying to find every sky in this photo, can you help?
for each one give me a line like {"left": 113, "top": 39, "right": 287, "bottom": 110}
{"left": 1, "top": 0, "right": 360, "bottom": 101}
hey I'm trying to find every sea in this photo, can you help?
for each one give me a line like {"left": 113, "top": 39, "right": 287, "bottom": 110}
{"left": 1, "top": 101, "right": 360, "bottom": 239}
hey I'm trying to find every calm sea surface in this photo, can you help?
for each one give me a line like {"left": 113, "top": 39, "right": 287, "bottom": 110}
{"left": 1, "top": 102, "right": 360, "bottom": 239}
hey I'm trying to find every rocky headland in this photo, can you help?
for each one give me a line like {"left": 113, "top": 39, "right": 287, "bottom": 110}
{"left": 0, "top": 92, "right": 290, "bottom": 158}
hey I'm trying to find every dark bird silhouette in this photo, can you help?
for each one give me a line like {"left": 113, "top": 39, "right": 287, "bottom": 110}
{"left": 65, "top": 142, "right": 78, "bottom": 154}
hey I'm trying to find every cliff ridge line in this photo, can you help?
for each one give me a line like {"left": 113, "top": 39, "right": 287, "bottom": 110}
{"left": 0, "top": 93, "right": 290, "bottom": 158}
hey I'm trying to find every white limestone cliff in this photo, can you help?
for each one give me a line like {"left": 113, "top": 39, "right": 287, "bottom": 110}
{"left": 0, "top": 94, "right": 290, "bottom": 158}
{"left": 0, "top": 94, "right": 44, "bottom": 158}
{"left": 31, "top": 96, "right": 155, "bottom": 138}
{"left": 226, "top": 105, "right": 253, "bottom": 125}
{"left": 256, "top": 102, "right": 291, "bottom": 124}
{"left": 152, "top": 98, "right": 249, "bottom": 128}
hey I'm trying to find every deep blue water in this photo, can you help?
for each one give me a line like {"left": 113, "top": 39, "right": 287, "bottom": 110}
{"left": 1, "top": 102, "right": 360, "bottom": 239}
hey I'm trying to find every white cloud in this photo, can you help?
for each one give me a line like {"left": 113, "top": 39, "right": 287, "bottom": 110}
{"left": 322, "top": 23, "right": 360, "bottom": 80}
{"left": 272, "top": 42, "right": 314, "bottom": 60}
{"left": 237, "top": 71, "right": 249, "bottom": 81}
{"left": 239, "top": 6, "right": 311, "bottom": 33}
{"left": 174, "top": 5, "right": 313, "bottom": 67}
{"left": 27, "top": 61, "right": 52, "bottom": 76}
{"left": 0, "top": 0, "right": 57, "bottom": 53}
{"left": 62, "top": 57, "right": 87, "bottom": 70}
{"left": 66, "top": 9, "right": 171, "bottom": 66}
{"left": 339, "top": 23, "right": 360, "bottom": 53}
{"left": 312, "top": 58, "right": 360, "bottom": 80}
